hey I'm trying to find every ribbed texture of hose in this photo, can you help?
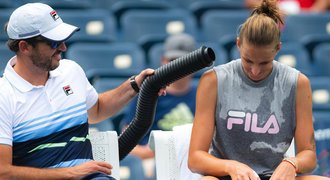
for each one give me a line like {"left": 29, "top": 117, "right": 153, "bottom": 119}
{"left": 118, "top": 46, "right": 215, "bottom": 160}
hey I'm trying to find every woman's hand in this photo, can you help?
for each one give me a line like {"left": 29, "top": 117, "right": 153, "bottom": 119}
{"left": 227, "top": 160, "right": 260, "bottom": 180}
{"left": 270, "top": 159, "right": 296, "bottom": 180}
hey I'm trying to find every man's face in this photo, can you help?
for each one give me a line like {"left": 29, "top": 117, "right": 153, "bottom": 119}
{"left": 27, "top": 37, "right": 66, "bottom": 71}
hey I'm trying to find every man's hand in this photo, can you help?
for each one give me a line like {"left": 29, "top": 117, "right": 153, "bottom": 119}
{"left": 69, "top": 161, "right": 113, "bottom": 179}
{"left": 135, "top": 68, "right": 167, "bottom": 96}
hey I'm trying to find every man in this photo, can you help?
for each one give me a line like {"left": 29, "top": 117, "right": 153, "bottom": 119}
{"left": 0, "top": 3, "right": 162, "bottom": 179}
{"left": 123, "top": 33, "right": 197, "bottom": 159}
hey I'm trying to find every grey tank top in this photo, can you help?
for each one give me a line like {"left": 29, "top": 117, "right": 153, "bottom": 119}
{"left": 211, "top": 59, "right": 299, "bottom": 176}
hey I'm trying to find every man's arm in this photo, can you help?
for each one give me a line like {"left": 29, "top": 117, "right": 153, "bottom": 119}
{"left": 87, "top": 77, "right": 137, "bottom": 124}
{"left": 88, "top": 68, "right": 165, "bottom": 124}
{"left": 0, "top": 144, "right": 112, "bottom": 180}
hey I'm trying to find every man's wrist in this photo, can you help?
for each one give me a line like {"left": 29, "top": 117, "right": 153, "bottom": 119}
{"left": 129, "top": 75, "right": 140, "bottom": 93}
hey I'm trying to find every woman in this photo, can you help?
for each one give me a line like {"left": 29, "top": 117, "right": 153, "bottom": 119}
{"left": 188, "top": 0, "right": 328, "bottom": 179}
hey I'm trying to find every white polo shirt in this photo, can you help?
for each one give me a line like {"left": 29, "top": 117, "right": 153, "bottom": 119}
{"left": 0, "top": 57, "right": 98, "bottom": 168}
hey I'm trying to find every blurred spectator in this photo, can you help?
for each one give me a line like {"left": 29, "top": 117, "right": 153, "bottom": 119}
{"left": 123, "top": 33, "right": 197, "bottom": 159}
{"left": 121, "top": 33, "right": 198, "bottom": 178}
{"left": 245, "top": 0, "right": 330, "bottom": 14}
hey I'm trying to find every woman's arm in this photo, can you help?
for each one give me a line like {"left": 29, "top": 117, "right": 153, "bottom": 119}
{"left": 294, "top": 73, "right": 317, "bottom": 173}
{"left": 188, "top": 70, "right": 259, "bottom": 179}
{"left": 272, "top": 73, "right": 316, "bottom": 179}
{"left": 188, "top": 70, "right": 218, "bottom": 175}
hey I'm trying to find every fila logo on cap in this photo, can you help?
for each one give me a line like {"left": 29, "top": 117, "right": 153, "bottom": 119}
{"left": 63, "top": 85, "right": 73, "bottom": 96}
{"left": 50, "top": 10, "right": 59, "bottom": 21}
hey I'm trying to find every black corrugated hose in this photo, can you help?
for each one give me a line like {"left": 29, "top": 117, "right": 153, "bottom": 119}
{"left": 118, "top": 46, "right": 216, "bottom": 160}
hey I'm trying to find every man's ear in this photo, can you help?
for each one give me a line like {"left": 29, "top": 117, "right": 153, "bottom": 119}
{"left": 18, "top": 40, "right": 31, "bottom": 54}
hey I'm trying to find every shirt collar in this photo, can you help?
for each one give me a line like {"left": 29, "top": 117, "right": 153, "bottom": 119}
{"left": 3, "top": 56, "right": 61, "bottom": 93}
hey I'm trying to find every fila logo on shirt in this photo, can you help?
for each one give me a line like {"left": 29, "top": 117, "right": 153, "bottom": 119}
{"left": 226, "top": 110, "right": 280, "bottom": 134}
{"left": 63, "top": 85, "right": 73, "bottom": 96}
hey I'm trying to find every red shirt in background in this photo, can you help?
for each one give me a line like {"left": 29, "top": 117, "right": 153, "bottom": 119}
{"left": 279, "top": 0, "right": 315, "bottom": 8}
{"left": 278, "top": 0, "right": 316, "bottom": 13}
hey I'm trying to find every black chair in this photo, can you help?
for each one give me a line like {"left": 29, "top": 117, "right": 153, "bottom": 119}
{"left": 276, "top": 42, "right": 313, "bottom": 77}
{"left": 282, "top": 13, "right": 330, "bottom": 59}
{"left": 201, "top": 10, "right": 250, "bottom": 56}
{"left": 58, "top": 9, "right": 117, "bottom": 45}
{"left": 110, "top": 0, "right": 173, "bottom": 29}
{"left": 312, "top": 43, "right": 330, "bottom": 76}
{"left": 0, "top": 9, "right": 14, "bottom": 42}
{"left": 310, "top": 76, "right": 330, "bottom": 111}
{"left": 65, "top": 42, "right": 146, "bottom": 80}
{"left": 0, "top": 0, "right": 13, "bottom": 8}
{"left": 311, "top": 111, "right": 330, "bottom": 177}
{"left": 186, "top": 0, "right": 245, "bottom": 26}
{"left": 90, "top": 77, "right": 128, "bottom": 133}
{"left": 148, "top": 41, "right": 228, "bottom": 78}
{"left": 19, "top": 0, "right": 91, "bottom": 9}
{"left": 282, "top": 13, "right": 330, "bottom": 43}
{"left": 0, "top": 43, "right": 15, "bottom": 75}
{"left": 120, "top": 9, "right": 199, "bottom": 53}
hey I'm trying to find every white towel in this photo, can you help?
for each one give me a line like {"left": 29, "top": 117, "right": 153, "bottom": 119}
{"left": 173, "top": 124, "right": 202, "bottom": 180}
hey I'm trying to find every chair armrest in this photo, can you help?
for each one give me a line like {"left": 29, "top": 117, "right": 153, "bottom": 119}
{"left": 90, "top": 131, "right": 120, "bottom": 180}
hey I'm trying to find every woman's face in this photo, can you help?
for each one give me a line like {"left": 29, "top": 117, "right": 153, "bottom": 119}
{"left": 238, "top": 39, "right": 280, "bottom": 82}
